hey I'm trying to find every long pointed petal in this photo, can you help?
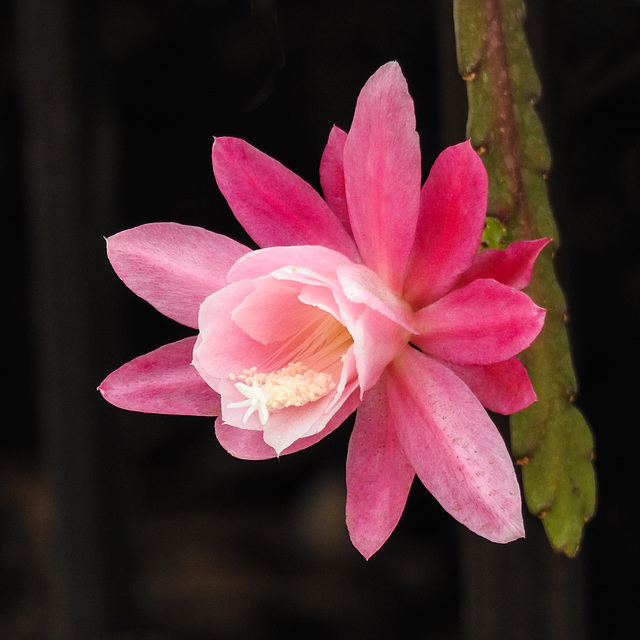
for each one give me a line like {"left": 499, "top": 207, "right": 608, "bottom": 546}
{"left": 455, "top": 238, "right": 551, "bottom": 291}
{"left": 403, "top": 141, "right": 488, "bottom": 308}
{"left": 99, "top": 337, "right": 221, "bottom": 416}
{"left": 413, "top": 279, "right": 545, "bottom": 365}
{"left": 107, "top": 223, "right": 250, "bottom": 328}
{"left": 212, "top": 137, "right": 360, "bottom": 261}
{"left": 446, "top": 357, "right": 537, "bottom": 415}
{"left": 319, "top": 125, "right": 352, "bottom": 234}
{"left": 388, "top": 348, "right": 524, "bottom": 543}
{"left": 346, "top": 379, "right": 415, "bottom": 559}
{"left": 343, "top": 61, "right": 421, "bottom": 292}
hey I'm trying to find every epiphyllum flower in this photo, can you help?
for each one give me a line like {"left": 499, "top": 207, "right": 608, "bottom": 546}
{"left": 99, "top": 62, "right": 548, "bottom": 558}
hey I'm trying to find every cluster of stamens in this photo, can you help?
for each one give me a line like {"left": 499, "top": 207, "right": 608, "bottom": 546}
{"left": 228, "top": 362, "right": 336, "bottom": 425}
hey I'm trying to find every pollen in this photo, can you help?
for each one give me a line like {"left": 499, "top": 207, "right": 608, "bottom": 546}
{"left": 227, "top": 362, "right": 337, "bottom": 425}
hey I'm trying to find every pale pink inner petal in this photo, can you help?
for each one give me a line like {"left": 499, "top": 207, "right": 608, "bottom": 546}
{"left": 214, "top": 417, "right": 276, "bottom": 459}
{"left": 196, "top": 278, "right": 349, "bottom": 393}
{"left": 403, "top": 141, "right": 488, "bottom": 309}
{"left": 413, "top": 279, "right": 545, "bottom": 365}
{"left": 227, "top": 245, "right": 354, "bottom": 283}
{"left": 215, "top": 387, "right": 361, "bottom": 460}
{"left": 343, "top": 61, "right": 421, "bottom": 292}
{"left": 445, "top": 357, "right": 537, "bottom": 415}
{"left": 346, "top": 378, "right": 415, "bottom": 559}
{"left": 330, "top": 346, "right": 358, "bottom": 408}
{"left": 99, "top": 337, "right": 221, "bottom": 416}
{"left": 231, "top": 278, "right": 318, "bottom": 344}
{"left": 266, "top": 265, "right": 370, "bottom": 342}
{"left": 193, "top": 279, "right": 279, "bottom": 389}
{"left": 107, "top": 222, "right": 251, "bottom": 328}
{"left": 297, "top": 263, "right": 413, "bottom": 395}
{"left": 351, "top": 308, "right": 411, "bottom": 395}
{"left": 336, "top": 262, "right": 416, "bottom": 332}
{"left": 454, "top": 238, "right": 551, "bottom": 291}
{"left": 298, "top": 283, "right": 345, "bottom": 321}
{"left": 388, "top": 347, "right": 524, "bottom": 543}
{"left": 261, "top": 374, "right": 359, "bottom": 453}
{"left": 212, "top": 137, "right": 360, "bottom": 261}
{"left": 319, "top": 125, "right": 352, "bottom": 235}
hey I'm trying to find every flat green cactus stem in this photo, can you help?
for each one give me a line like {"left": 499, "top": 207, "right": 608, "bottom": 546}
{"left": 453, "top": 0, "right": 596, "bottom": 556}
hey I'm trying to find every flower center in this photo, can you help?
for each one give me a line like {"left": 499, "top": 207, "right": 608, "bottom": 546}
{"left": 228, "top": 362, "right": 337, "bottom": 425}
{"left": 226, "top": 312, "right": 353, "bottom": 425}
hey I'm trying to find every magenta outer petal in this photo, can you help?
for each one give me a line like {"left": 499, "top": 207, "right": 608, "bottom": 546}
{"left": 455, "top": 238, "right": 551, "bottom": 291}
{"left": 212, "top": 137, "right": 360, "bottom": 261}
{"left": 388, "top": 348, "right": 524, "bottom": 543}
{"left": 413, "top": 279, "right": 546, "bottom": 365}
{"left": 214, "top": 389, "right": 361, "bottom": 460}
{"left": 346, "top": 378, "right": 415, "bottom": 559}
{"left": 99, "top": 337, "right": 221, "bottom": 416}
{"left": 403, "top": 141, "right": 488, "bottom": 309}
{"left": 343, "top": 61, "right": 421, "bottom": 292}
{"left": 319, "top": 125, "right": 352, "bottom": 235}
{"left": 446, "top": 357, "right": 537, "bottom": 415}
{"left": 107, "top": 222, "right": 250, "bottom": 329}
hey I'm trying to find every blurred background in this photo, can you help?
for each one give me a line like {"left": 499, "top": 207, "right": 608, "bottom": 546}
{"left": 2, "top": 0, "right": 640, "bottom": 638}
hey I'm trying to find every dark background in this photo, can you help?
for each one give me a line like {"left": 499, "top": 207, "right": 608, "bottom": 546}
{"left": 2, "top": 0, "right": 639, "bottom": 638}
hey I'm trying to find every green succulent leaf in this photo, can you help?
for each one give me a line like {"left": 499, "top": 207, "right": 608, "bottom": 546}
{"left": 453, "top": 0, "right": 596, "bottom": 556}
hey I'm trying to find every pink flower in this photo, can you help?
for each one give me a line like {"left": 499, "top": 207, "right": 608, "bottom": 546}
{"left": 99, "top": 62, "right": 547, "bottom": 558}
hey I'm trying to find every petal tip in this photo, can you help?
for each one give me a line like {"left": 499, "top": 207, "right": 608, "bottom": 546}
{"left": 348, "top": 530, "right": 385, "bottom": 560}
{"left": 487, "top": 508, "right": 525, "bottom": 544}
{"left": 503, "top": 519, "right": 526, "bottom": 543}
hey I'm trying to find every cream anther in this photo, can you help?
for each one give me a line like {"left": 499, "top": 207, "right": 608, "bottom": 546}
{"left": 227, "top": 362, "right": 336, "bottom": 425}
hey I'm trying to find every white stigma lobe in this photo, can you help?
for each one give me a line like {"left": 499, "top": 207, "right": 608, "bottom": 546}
{"left": 227, "top": 362, "right": 336, "bottom": 425}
